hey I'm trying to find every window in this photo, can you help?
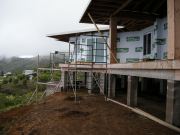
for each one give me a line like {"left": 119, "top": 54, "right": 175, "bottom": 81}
{"left": 143, "top": 33, "right": 151, "bottom": 55}
{"left": 164, "top": 23, "right": 168, "bottom": 30}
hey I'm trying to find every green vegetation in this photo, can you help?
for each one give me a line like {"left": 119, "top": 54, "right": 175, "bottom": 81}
{"left": 0, "top": 69, "right": 61, "bottom": 112}
{"left": 0, "top": 56, "right": 50, "bottom": 73}
{"left": 0, "top": 72, "right": 45, "bottom": 112}
{"left": 0, "top": 55, "right": 62, "bottom": 112}
{"left": 0, "top": 92, "right": 42, "bottom": 112}
{"left": 38, "top": 70, "right": 61, "bottom": 82}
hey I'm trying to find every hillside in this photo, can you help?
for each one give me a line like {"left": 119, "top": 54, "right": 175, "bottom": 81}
{"left": 0, "top": 56, "right": 50, "bottom": 73}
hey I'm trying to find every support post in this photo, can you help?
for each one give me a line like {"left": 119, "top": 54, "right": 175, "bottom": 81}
{"left": 166, "top": 80, "right": 180, "bottom": 126}
{"left": 87, "top": 72, "right": 93, "bottom": 94}
{"left": 84, "top": 72, "right": 87, "bottom": 88}
{"left": 167, "top": 0, "right": 180, "bottom": 59}
{"left": 160, "top": 80, "right": 167, "bottom": 95}
{"left": 141, "top": 77, "right": 147, "bottom": 92}
{"left": 127, "top": 76, "right": 138, "bottom": 107}
{"left": 108, "top": 74, "right": 116, "bottom": 97}
{"left": 109, "top": 17, "right": 117, "bottom": 63}
{"left": 100, "top": 73, "right": 105, "bottom": 94}
{"left": 61, "top": 71, "right": 68, "bottom": 90}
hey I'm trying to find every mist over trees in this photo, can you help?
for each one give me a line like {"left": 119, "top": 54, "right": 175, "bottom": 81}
{"left": 0, "top": 56, "right": 50, "bottom": 73}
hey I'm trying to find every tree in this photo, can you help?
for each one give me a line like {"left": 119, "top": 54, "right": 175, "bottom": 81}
{"left": 8, "top": 78, "right": 12, "bottom": 83}
{"left": 2, "top": 79, "right": 8, "bottom": 84}
{"left": 17, "top": 74, "right": 25, "bottom": 80}
{"left": 13, "top": 78, "right": 19, "bottom": 84}
{"left": 0, "top": 71, "right": 4, "bottom": 76}
{"left": 22, "top": 79, "right": 27, "bottom": 86}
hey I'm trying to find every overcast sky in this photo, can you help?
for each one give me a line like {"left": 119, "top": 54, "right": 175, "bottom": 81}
{"left": 0, "top": 0, "right": 97, "bottom": 57}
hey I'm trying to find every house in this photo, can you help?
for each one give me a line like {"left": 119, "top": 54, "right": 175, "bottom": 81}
{"left": 23, "top": 70, "right": 36, "bottom": 80}
{"left": 49, "top": 0, "right": 180, "bottom": 128}
{"left": 3, "top": 72, "right": 12, "bottom": 78}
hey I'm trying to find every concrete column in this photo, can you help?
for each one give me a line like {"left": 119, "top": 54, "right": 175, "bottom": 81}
{"left": 61, "top": 71, "right": 68, "bottom": 90}
{"left": 166, "top": 80, "right": 180, "bottom": 126}
{"left": 121, "top": 75, "right": 126, "bottom": 89}
{"left": 87, "top": 72, "right": 93, "bottom": 94}
{"left": 109, "top": 17, "right": 117, "bottom": 63}
{"left": 100, "top": 73, "right": 105, "bottom": 94}
{"left": 108, "top": 74, "right": 116, "bottom": 97}
{"left": 160, "top": 80, "right": 166, "bottom": 95}
{"left": 141, "top": 77, "right": 147, "bottom": 92}
{"left": 167, "top": 0, "right": 180, "bottom": 59}
{"left": 127, "top": 76, "right": 138, "bottom": 107}
{"left": 84, "top": 72, "right": 87, "bottom": 88}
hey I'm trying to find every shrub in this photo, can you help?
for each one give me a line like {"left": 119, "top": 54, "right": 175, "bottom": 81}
{"left": 26, "top": 76, "right": 29, "bottom": 80}
{"left": 39, "top": 74, "right": 49, "bottom": 82}
{"left": 13, "top": 78, "right": 19, "bottom": 84}
{"left": 8, "top": 78, "right": 12, "bottom": 83}
{"left": 17, "top": 74, "right": 25, "bottom": 80}
{"left": 22, "top": 79, "right": 27, "bottom": 86}
{"left": 2, "top": 79, "right": 8, "bottom": 84}
{"left": 53, "top": 71, "right": 61, "bottom": 81}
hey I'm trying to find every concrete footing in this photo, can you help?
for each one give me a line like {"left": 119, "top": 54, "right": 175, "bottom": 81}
{"left": 166, "top": 80, "right": 180, "bottom": 126}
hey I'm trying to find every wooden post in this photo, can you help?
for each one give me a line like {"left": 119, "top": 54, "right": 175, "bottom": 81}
{"left": 167, "top": 0, "right": 180, "bottom": 59}
{"left": 109, "top": 17, "right": 117, "bottom": 63}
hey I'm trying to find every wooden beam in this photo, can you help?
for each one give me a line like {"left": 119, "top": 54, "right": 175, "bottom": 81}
{"left": 152, "top": 0, "right": 167, "bottom": 12}
{"left": 111, "top": 0, "right": 133, "bottom": 17}
{"left": 87, "top": 13, "right": 118, "bottom": 63}
{"left": 109, "top": 17, "right": 117, "bottom": 64}
{"left": 167, "top": 0, "right": 180, "bottom": 60}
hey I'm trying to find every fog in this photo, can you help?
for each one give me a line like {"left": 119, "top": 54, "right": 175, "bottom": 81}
{"left": 0, "top": 0, "right": 97, "bottom": 57}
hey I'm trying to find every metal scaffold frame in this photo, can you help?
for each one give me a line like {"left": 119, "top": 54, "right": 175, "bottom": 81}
{"left": 28, "top": 13, "right": 119, "bottom": 104}
{"left": 67, "top": 31, "right": 109, "bottom": 102}
{"left": 27, "top": 52, "right": 67, "bottom": 104}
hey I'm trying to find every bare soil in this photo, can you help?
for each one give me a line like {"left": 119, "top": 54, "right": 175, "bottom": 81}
{"left": 0, "top": 92, "right": 179, "bottom": 135}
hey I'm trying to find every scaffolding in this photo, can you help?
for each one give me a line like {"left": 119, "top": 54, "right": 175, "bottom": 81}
{"left": 66, "top": 33, "right": 109, "bottom": 102}
{"left": 27, "top": 52, "right": 68, "bottom": 104}
{"left": 63, "top": 13, "right": 120, "bottom": 102}
{"left": 28, "top": 14, "right": 118, "bottom": 104}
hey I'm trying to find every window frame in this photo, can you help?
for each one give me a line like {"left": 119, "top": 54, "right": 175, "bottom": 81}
{"left": 143, "top": 32, "right": 152, "bottom": 55}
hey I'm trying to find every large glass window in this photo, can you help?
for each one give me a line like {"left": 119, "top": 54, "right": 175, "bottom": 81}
{"left": 95, "top": 38, "right": 105, "bottom": 63}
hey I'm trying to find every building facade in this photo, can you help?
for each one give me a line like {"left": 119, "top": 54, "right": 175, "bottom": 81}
{"left": 49, "top": 0, "right": 180, "bottom": 128}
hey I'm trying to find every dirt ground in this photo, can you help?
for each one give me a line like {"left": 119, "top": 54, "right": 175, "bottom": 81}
{"left": 0, "top": 91, "right": 179, "bottom": 135}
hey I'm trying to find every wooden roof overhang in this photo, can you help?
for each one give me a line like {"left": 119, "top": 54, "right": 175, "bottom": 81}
{"left": 48, "top": 28, "right": 122, "bottom": 43}
{"left": 80, "top": 0, "right": 167, "bottom": 31}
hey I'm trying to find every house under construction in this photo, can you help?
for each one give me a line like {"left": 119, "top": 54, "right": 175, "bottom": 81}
{"left": 48, "top": 0, "right": 180, "bottom": 128}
